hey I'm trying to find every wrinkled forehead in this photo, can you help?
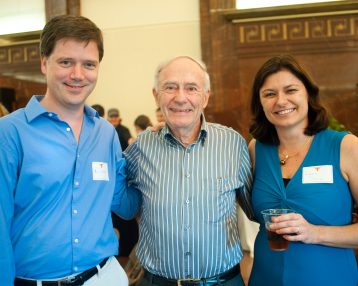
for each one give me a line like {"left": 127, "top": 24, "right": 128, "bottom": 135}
{"left": 158, "top": 58, "right": 205, "bottom": 84}
{"left": 160, "top": 56, "right": 205, "bottom": 72}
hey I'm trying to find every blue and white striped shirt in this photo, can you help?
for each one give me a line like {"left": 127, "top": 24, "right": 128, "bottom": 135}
{"left": 124, "top": 118, "right": 253, "bottom": 279}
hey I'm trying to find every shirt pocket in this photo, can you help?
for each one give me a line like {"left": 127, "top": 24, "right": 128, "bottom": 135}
{"left": 202, "top": 176, "right": 238, "bottom": 223}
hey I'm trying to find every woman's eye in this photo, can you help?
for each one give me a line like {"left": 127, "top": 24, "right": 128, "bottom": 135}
{"left": 287, "top": 89, "right": 297, "bottom": 94}
{"left": 264, "top": 92, "right": 275, "bottom": 97}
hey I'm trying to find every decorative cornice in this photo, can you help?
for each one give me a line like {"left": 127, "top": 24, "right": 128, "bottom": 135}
{"left": 0, "top": 30, "right": 41, "bottom": 47}
{"left": 235, "top": 15, "right": 357, "bottom": 44}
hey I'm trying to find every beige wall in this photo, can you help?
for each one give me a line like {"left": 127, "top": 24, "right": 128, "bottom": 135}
{"left": 82, "top": 0, "right": 201, "bottom": 136}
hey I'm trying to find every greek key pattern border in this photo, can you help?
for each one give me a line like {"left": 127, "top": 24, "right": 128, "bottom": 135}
{"left": 0, "top": 43, "right": 40, "bottom": 65}
{"left": 237, "top": 16, "right": 357, "bottom": 44}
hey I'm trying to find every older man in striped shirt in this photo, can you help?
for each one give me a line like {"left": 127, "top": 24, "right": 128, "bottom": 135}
{"left": 124, "top": 56, "right": 253, "bottom": 286}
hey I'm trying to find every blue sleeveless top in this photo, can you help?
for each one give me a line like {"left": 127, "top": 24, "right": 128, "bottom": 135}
{"left": 249, "top": 129, "right": 358, "bottom": 286}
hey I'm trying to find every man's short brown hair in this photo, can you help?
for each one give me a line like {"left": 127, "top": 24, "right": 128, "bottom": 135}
{"left": 40, "top": 15, "right": 104, "bottom": 62}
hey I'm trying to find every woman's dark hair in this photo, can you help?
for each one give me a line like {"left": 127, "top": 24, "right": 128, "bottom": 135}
{"left": 249, "top": 54, "right": 328, "bottom": 144}
{"left": 40, "top": 15, "right": 104, "bottom": 62}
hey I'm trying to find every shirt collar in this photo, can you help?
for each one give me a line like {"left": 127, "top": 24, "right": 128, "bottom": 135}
{"left": 24, "top": 95, "right": 99, "bottom": 122}
{"left": 162, "top": 114, "right": 208, "bottom": 147}
{"left": 85, "top": 104, "right": 100, "bottom": 119}
{"left": 25, "top": 96, "right": 48, "bottom": 122}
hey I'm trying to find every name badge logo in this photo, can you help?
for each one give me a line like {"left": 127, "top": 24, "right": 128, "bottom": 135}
{"left": 302, "top": 165, "right": 333, "bottom": 184}
{"left": 92, "top": 162, "right": 109, "bottom": 181}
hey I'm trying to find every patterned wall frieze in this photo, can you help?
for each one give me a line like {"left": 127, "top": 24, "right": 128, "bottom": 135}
{"left": 0, "top": 43, "right": 40, "bottom": 65}
{"left": 236, "top": 15, "right": 357, "bottom": 45}
{"left": 200, "top": 0, "right": 358, "bottom": 137}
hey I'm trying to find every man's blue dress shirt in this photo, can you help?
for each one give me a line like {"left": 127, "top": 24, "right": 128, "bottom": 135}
{"left": 0, "top": 96, "right": 141, "bottom": 285}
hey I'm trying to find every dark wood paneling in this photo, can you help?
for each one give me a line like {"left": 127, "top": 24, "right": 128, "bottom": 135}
{"left": 45, "top": 0, "right": 80, "bottom": 21}
{"left": 0, "top": 40, "right": 41, "bottom": 75}
{"left": 0, "top": 0, "right": 81, "bottom": 110}
{"left": 0, "top": 75, "right": 46, "bottom": 109}
{"left": 200, "top": 0, "right": 358, "bottom": 137}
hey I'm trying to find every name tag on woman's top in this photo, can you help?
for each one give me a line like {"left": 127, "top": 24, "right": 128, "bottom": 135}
{"left": 302, "top": 165, "right": 333, "bottom": 184}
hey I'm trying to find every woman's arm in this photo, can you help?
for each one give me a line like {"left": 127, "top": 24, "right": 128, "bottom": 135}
{"left": 272, "top": 133, "right": 358, "bottom": 248}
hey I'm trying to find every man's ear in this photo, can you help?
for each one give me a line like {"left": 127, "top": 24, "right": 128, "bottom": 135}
{"left": 40, "top": 56, "right": 47, "bottom": 75}
{"left": 203, "top": 89, "right": 211, "bottom": 109}
{"left": 152, "top": 88, "right": 160, "bottom": 106}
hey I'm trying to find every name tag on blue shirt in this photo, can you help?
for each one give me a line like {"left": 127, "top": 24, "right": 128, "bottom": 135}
{"left": 302, "top": 165, "right": 333, "bottom": 184}
{"left": 92, "top": 162, "right": 109, "bottom": 181}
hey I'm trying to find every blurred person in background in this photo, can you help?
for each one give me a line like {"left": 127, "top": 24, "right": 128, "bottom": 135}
{"left": 106, "top": 108, "right": 139, "bottom": 267}
{"left": 107, "top": 108, "right": 133, "bottom": 151}
{"left": 134, "top": 114, "right": 153, "bottom": 135}
{"left": 0, "top": 102, "right": 9, "bottom": 117}
{"left": 155, "top": 107, "right": 164, "bottom": 124}
{"left": 92, "top": 103, "right": 105, "bottom": 117}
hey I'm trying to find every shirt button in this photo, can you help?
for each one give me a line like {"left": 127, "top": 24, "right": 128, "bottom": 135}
{"left": 74, "top": 238, "right": 79, "bottom": 243}
{"left": 185, "top": 173, "right": 190, "bottom": 178}
{"left": 73, "top": 266, "right": 78, "bottom": 272}
{"left": 48, "top": 113, "right": 53, "bottom": 117}
{"left": 185, "top": 199, "right": 190, "bottom": 204}
{"left": 73, "top": 209, "right": 78, "bottom": 214}
{"left": 66, "top": 127, "right": 71, "bottom": 132}
{"left": 185, "top": 225, "right": 190, "bottom": 230}
{"left": 74, "top": 181, "right": 79, "bottom": 186}
{"left": 185, "top": 252, "right": 191, "bottom": 256}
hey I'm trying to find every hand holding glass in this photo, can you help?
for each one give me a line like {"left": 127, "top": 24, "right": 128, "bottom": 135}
{"left": 261, "top": 209, "right": 295, "bottom": 251}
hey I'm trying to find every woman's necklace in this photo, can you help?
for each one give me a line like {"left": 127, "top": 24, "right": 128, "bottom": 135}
{"left": 279, "top": 136, "right": 312, "bottom": 166}
{"left": 279, "top": 154, "right": 290, "bottom": 166}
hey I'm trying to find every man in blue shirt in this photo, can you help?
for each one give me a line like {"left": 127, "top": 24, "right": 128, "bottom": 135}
{"left": 0, "top": 15, "right": 141, "bottom": 286}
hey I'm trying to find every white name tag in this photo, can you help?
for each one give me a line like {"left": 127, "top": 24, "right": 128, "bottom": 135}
{"left": 92, "top": 162, "right": 109, "bottom": 181}
{"left": 302, "top": 165, "right": 333, "bottom": 184}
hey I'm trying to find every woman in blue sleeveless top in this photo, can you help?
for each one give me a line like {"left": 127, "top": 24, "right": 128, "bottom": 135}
{"left": 247, "top": 55, "right": 358, "bottom": 286}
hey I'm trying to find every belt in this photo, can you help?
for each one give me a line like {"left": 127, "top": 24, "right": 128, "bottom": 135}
{"left": 14, "top": 257, "right": 109, "bottom": 286}
{"left": 143, "top": 264, "right": 241, "bottom": 286}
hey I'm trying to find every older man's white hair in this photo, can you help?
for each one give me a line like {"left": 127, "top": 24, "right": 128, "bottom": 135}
{"left": 153, "top": 56, "right": 211, "bottom": 93}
